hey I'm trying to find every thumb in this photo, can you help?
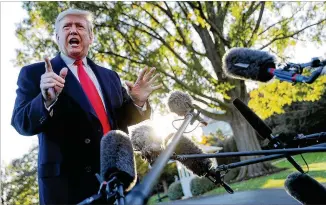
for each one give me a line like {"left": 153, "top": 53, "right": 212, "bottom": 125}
{"left": 125, "top": 81, "right": 133, "bottom": 90}
{"left": 60, "top": 67, "right": 68, "bottom": 79}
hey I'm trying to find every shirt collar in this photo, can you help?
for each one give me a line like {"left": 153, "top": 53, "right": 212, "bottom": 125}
{"left": 60, "top": 53, "right": 88, "bottom": 67}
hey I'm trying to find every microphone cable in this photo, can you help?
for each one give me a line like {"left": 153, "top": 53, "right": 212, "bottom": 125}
{"left": 172, "top": 118, "right": 201, "bottom": 133}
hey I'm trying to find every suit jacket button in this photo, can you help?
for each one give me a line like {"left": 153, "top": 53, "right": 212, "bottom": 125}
{"left": 85, "top": 138, "right": 91, "bottom": 144}
{"left": 85, "top": 166, "right": 91, "bottom": 173}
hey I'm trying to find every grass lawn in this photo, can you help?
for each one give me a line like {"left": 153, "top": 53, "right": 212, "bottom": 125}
{"left": 147, "top": 152, "right": 326, "bottom": 204}
{"left": 147, "top": 194, "right": 169, "bottom": 205}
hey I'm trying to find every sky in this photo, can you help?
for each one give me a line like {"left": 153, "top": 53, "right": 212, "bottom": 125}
{"left": 1, "top": 2, "right": 38, "bottom": 165}
{"left": 1, "top": 2, "right": 326, "bottom": 166}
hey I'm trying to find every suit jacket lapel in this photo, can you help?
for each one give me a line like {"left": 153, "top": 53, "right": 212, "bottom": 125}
{"left": 51, "top": 54, "right": 98, "bottom": 119}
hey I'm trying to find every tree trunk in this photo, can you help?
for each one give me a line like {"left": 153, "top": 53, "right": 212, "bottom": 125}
{"left": 229, "top": 106, "right": 278, "bottom": 181}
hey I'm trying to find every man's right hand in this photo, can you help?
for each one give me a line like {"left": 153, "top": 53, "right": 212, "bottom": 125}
{"left": 40, "top": 57, "right": 68, "bottom": 107}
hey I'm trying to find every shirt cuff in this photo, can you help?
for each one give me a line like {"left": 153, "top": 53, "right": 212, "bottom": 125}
{"left": 134, "top": 101, "right": 147, "bottom": 112}
{"left": 44, "top": 98, "right": 58, "bottom": 117}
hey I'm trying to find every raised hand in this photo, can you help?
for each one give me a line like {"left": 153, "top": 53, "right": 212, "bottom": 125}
{"left": 125, "top": 67, "right": 163, "bottom": 107}
{"left": 40, "top": 57, "right": 68, "bottom": 107}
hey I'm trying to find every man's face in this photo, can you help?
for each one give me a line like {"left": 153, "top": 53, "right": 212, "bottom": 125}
{"left": 56, "top": 15, "right": 93, "bottom": 59}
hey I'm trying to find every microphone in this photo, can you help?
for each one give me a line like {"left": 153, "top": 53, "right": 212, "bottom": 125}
{"left": 130, "top": 122, "right": 214, "bottom": 175}
{"left": 222, "top": 47, "right": 326, "bottom": 83}
{"left": 165, "top": 134, "right": 234, "bottom": 193}
{"left": 232, "top": 98, "right": 304, "bottom": 173}
{"left": 130, "top": 123, "right": 164, "bottom": 165}
{"left": 165, "top": 133, "right": 214, "bottom": 176}
{"left": 78, "top": 130, "right": 137, "bottom": 205}
{"left": 100, "top": 130, "right": 137, "bottom": 191}
{"left": 222, "top": 47, "right": 275, "bottom": 82}
{"left": 167, "top": 91, "right": 208, "bottom": 126}
{"left": 284, "top": 172, "right": 326, "bottom": 204}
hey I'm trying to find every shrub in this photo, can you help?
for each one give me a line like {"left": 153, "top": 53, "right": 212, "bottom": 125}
{"left": 167, "top": 181, "right": 184, "bottom": 200}
{"left": 190, "top": 177, "right": 217, "bottom": 196}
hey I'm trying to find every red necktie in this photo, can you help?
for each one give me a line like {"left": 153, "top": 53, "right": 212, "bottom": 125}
{"left": 75, "top": 60, "right": 111, "bottom": 134}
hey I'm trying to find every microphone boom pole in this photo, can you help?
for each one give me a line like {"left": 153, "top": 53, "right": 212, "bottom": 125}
{"left": 173, "top": 147, "right": 326, "bottom": 159}
{"left": 174, "top": 144, "right": 326, "bottom": 173}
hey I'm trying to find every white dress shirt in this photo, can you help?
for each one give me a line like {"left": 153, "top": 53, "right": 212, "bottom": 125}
{"left": 60, "top": 53, "right": 107, "bottom": 111}
{"left": 44, "top": 53, "right": 147, "bottom": 115}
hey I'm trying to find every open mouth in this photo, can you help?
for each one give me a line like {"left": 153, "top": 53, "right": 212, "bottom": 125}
{"left": 69, "top": 38, "right": 80, "bottom": 46}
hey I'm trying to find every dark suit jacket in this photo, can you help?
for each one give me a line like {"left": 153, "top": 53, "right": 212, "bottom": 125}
{"left": 11, "top": 54, "right": 151, "bottom": 204}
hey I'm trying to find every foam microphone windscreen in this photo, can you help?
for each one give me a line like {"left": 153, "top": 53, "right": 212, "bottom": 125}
{"left": 222, "top": 47, "right": 275, "bottom": 82}
{"left": 165, "top": 134, "right": 213, "bottom": 177}
{"left": 167, "top": 91, "right": 193, "bottom": 116}
{"left": 284, "top": 172, "right": 326, "bottom": 204}
{"left": 130, "top": 123, "right": 164, "bottom": 165}
{"left": 100, "top": 130, "right": 137, "bottom": 191}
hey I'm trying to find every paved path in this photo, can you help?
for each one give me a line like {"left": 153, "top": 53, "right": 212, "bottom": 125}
{"left": 159, "top": 188, "right": 300, "bottom": 205}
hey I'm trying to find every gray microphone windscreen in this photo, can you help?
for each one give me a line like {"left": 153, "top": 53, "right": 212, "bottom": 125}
{"left": 222, "top": 47, "right": 275, "bottom": 82}
{"left": 130, "top": 124, "right": 163, "bottom": 164}
{"left": 166, "top": 134, "right": 213, "bottom": 177}
{"left": 100, "top": 130, "right": 137, "bottom": 191}
{"left": 284, "top": 172, "right": 326, "bottom": 204}
{"left": 168, "top": 91, "right": 193, "bottom": 116}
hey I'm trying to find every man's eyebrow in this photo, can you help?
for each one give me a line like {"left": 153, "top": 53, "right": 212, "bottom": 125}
{"left": 63, "top": 22, "right": 72, "bottom": 26}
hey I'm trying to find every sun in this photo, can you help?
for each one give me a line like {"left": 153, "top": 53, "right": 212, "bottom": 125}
{"left": 151, "top": 113, "right": 176, "bottom": 140}
{"left": 151, "top": 112, "right": 204, "bottom": 141}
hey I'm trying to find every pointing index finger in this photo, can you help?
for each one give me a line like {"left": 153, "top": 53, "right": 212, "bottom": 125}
{"left": 44, "top": 56, "right": 53, "bottom": 73}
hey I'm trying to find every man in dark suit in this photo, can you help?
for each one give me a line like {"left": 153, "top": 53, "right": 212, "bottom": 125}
{"left": 11, "top": 8, "right": 162, "bottom": 204}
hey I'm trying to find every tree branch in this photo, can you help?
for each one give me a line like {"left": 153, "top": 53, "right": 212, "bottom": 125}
{"left": 111, "top": 17, "right": 192, "bottom": 68}
{"left": 113, "top": 27, "right": 144, "bottom": 58}
{"left": 259, "top": 18, "right": 326, "bottom": 49}
{"left": 120, "top": 12, "right": 193, "bottom": 68}
{"left": 258, "top": 3, "right": 306, "bottom": 36}
{"left": 220, "top": 2, "right": 231, "bottom": 22}
{"left": 154, "top": 64, "right": 232, "bottom": 111}
{"left": 132, "top": 3, "right": 180, "bottom": 44}
{"left": 248, "top": 2, "right": 265, "bottom": 44}
{"left": 150, "top": 2, "right": 206, "bottom": 57}
{"left": 187, "top": 1, "right": 231, "bottom": 48}
{"left": 243, "top": 2, "right": 260, "bottom": 22}
{"left": 178, "top": 2, "right": 225, "bottom": 81}
{"left": 98, "top": 50, "right": 146, "bottom": 65}
{"left": 193, "top": 104, "right": 231, "bottom": 122}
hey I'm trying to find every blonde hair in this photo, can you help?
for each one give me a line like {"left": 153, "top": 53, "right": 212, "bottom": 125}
{"left": 55, "top": 8, "right": 94, "bottom": 35}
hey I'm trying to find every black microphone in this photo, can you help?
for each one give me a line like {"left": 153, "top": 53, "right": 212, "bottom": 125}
{"left": 222, "top": 47, "right": 326, "bottom": 83}
{"left": 130, "top": 123, "right": 164, "bottom": 165}
{"left": 100, "top": 130, "right": 137, "bottom": 191}
{"left": 284, "top": 172, "right": 326, "bottom": 204}
{"left": 168, "top": 91, "right": 208, "bottom": 126}
{"left": 232, "top": 98, "right": 304, "bottom": 173}
{"left": 78, "top": 131, "right": 137, "bottom": 205}
{"left": 222, "top": 47, "right": 275, "bottom": 82}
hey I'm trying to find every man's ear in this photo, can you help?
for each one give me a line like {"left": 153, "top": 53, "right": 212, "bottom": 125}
{"left": 90, "top": 33, "right": 94, "bottom": 44}
{"left": 55, "top": 33, "right": 60, "bottom": 44}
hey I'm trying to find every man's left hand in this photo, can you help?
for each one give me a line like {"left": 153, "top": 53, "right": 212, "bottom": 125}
{"left": 125, "top": 67, "right": 163, "bottom": 107}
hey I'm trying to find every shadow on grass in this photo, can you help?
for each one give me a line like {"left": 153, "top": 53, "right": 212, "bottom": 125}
{"left": 148, "top": 153, "right": 326, "bottom": 205}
